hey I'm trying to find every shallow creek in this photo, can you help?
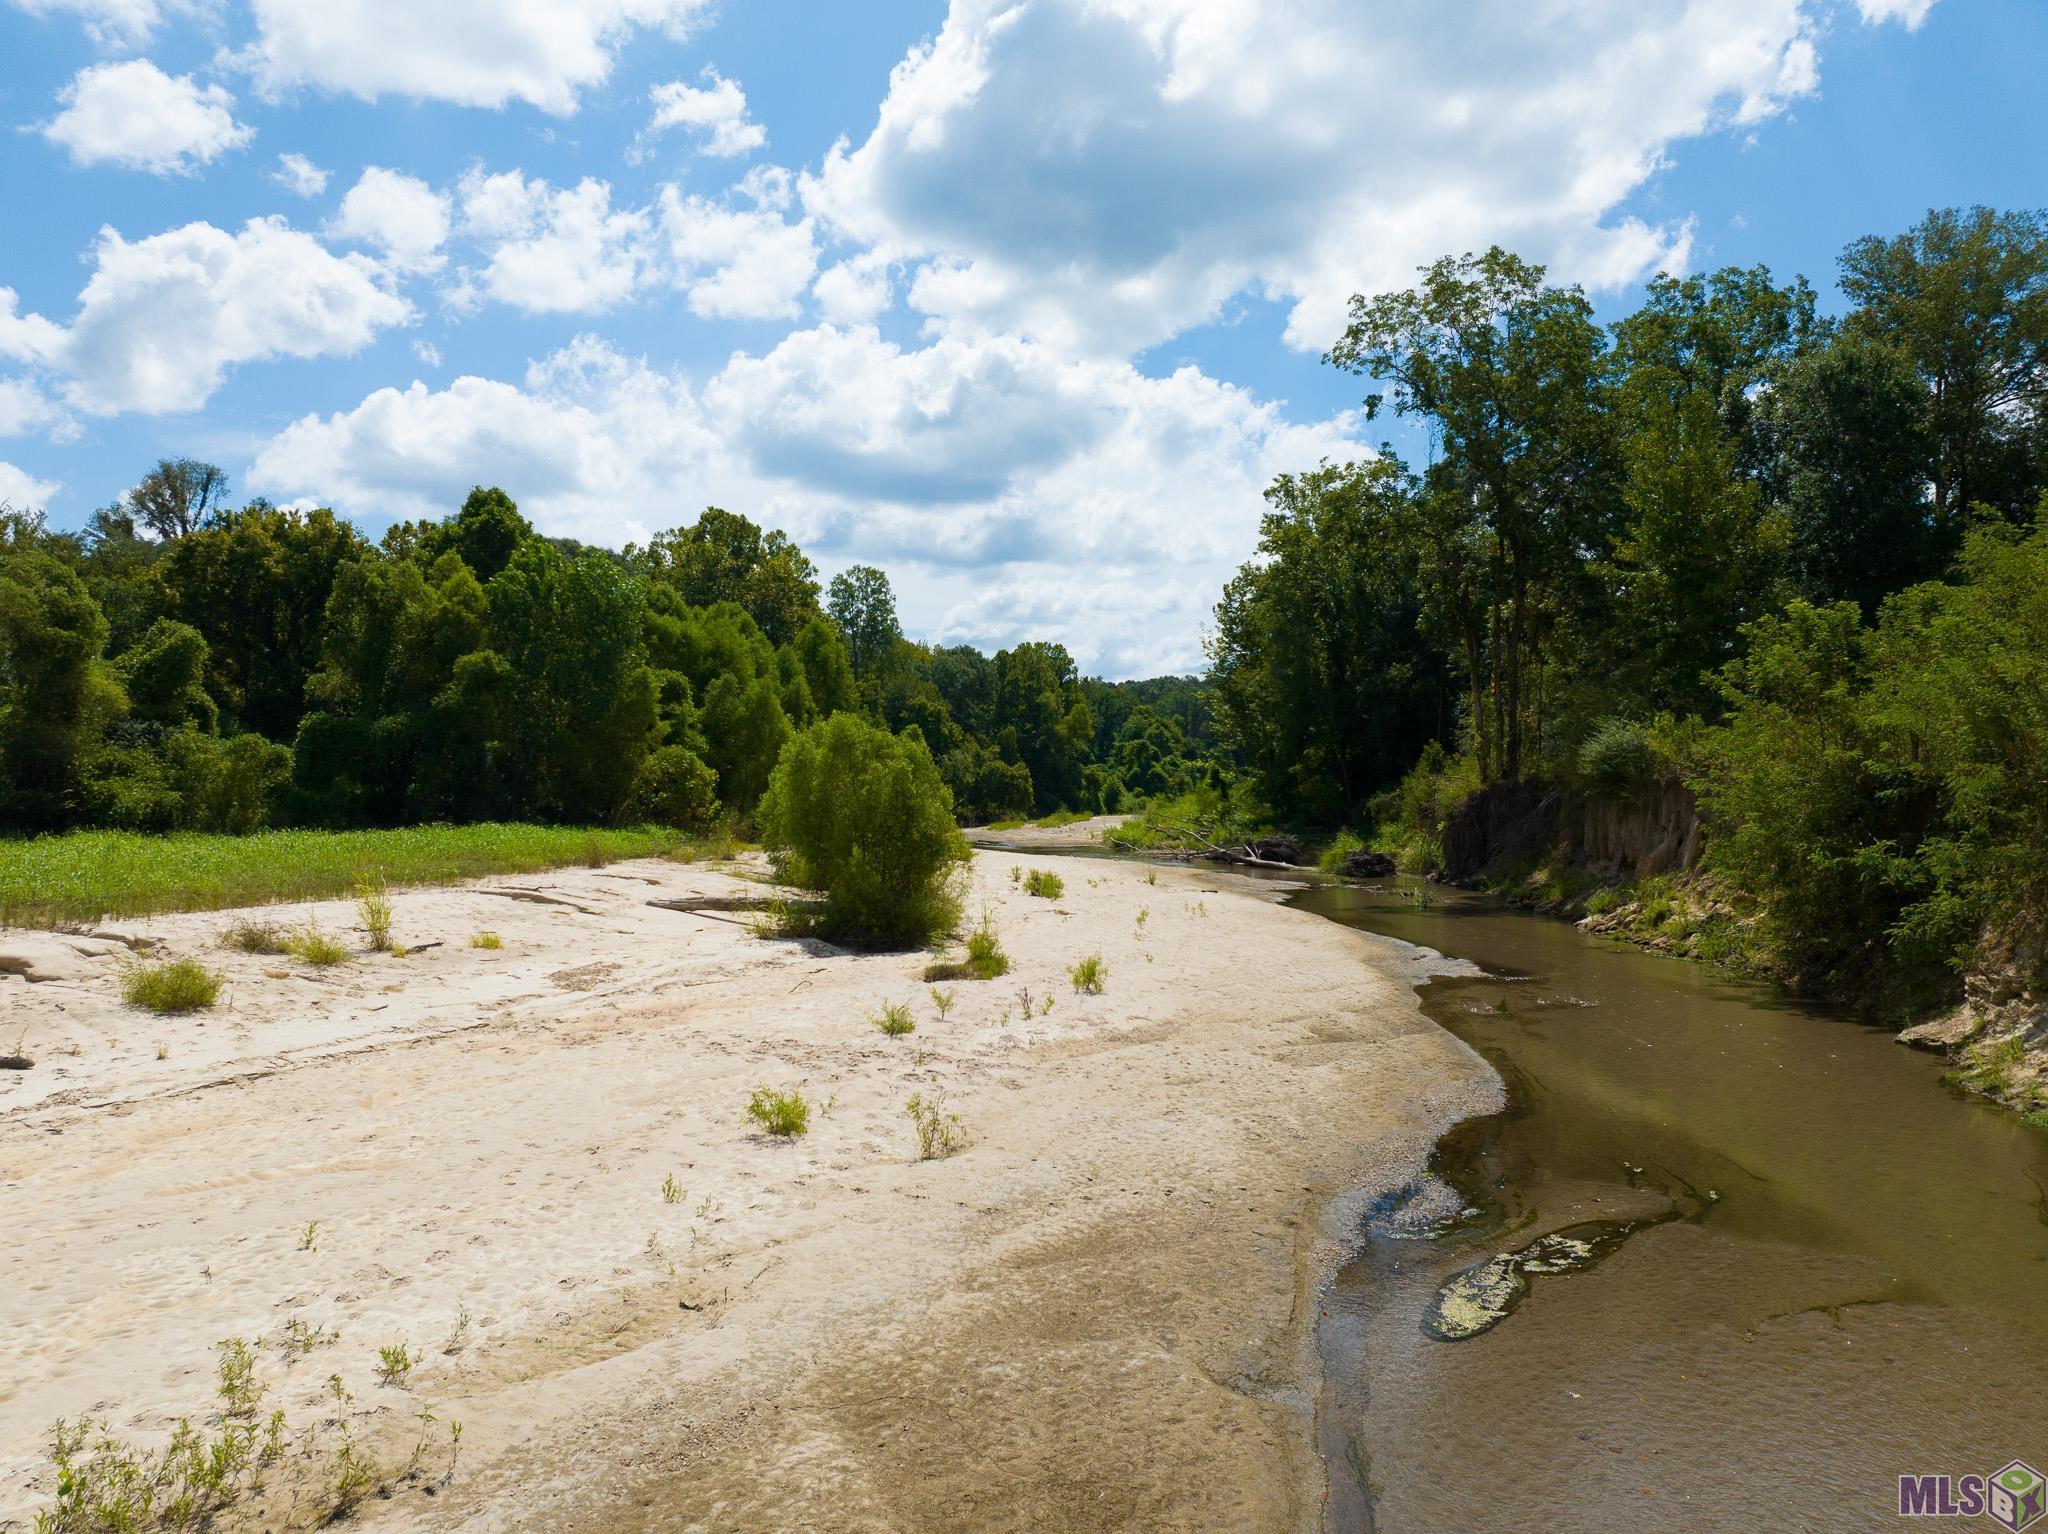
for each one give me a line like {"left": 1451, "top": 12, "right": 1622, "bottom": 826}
{"left": 1297, "top": 880, "right": 2048, "bottom": 1534}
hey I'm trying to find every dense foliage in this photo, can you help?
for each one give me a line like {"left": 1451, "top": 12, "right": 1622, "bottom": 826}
{"left": 758, "top": 712, "right": 970, "bottom": 946}
{"left": 0, "top": 488, "right": 1218, "bottom": 837}
{"left": 1212, "top": 204, "right": 2047, "bottom": 1004}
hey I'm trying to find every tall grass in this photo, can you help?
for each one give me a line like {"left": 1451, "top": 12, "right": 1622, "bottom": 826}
{"left": 0, "top": 824, "right": 695, "bottom": 927}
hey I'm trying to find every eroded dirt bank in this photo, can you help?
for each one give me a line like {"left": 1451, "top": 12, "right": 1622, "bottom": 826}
{"left": 1, "top": 851, "right": 1492, "bottom": 1532}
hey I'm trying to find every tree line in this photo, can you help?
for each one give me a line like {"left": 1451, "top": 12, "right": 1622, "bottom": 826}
{"left": 0, "top": 484, "right": 1215, "bottom": 837}
{"left": 1210, "top": 205, "right": 2047, "bottom": 1005}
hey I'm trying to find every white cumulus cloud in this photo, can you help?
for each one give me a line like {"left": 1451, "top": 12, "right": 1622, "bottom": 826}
{"left": 0, "top": 218, "right": 412, "bottom": 415}
{"left": 659, "top": 168, "right": 818, "bottom": 320}
{"left": 454, "top": 170, "right": 652, "bottom": 313}
{"left": 646, "top": 68, "right": 766, "bottom": 157}
{"left": 271, "top": 152, "right": 330, "bottom": 197}
{"left": 1855, "top": 0, "right": 1937, "bottom": 27}
{"left": 802, "top": 0, "right": 1875, "bottom": 355}
{"left": 42, "top": 59, "right": 253, "bottom": 175}
{"left": 330, "top": 166, "right": 452, "bottom": 272}
{"left": 250, "top": 327, "right": 1364, "bottom": 673}
{"left": 0, "top": 459, "right": 62, "bottom": 510}
{"left": 11, "top": 0, "right": 167, "bottom": 46}
{"left": 239, "top": 0, "right": 713, "bottom": 114}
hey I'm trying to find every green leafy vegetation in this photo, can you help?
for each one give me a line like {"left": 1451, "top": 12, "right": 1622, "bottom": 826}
{"left": 468, "top": 930, "right": 502, "bottom": 949}
{"left": 907, "top": 1091, "right": 966, "bottom": 1160}
{"left": 284, "top": 925, "right": 349, "bottom": 968}
{"left": 120, "top": 958, "right": 222, "bottom": 1013}
{"left": 0, "top": 823, "right": 688, "bottom": 927}
{"left": 1021, "top": 869, "right": 1065, "bottom": 898}
{"left": 1069, "top": 953, "right": 1107, "bottom": 994}
{"left": 873, "top": 1001, "right": 915, "bottom": 1037}
{"left": 745, "top": 1086, "right": 812, "bottom": 1138}
{"left": 758, "top": 712, "right": 969, "bottom": 947}
{"left": 1198, "top": 204, "right": 2048, "bottom": 1029}
{"left": 2, "top": 491, "right": 1220, "bottom": 855}
{"left": 926, "top": 910, "right": 1012, "bottom": 982}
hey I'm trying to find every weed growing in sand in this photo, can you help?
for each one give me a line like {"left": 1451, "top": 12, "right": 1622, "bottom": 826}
{"left": 1135, "top": 906, "right": 1150, "bottom": 937}
{"left": 746, "top": 1086, "right": 812, "bottom": 1138}
{"left": 298, "top": 1220, "right": 319, "bottom": 1251}
{"left": 1022, "top": 869, "right": 1065, "bottom": 899}
{"left": 874, "top": 1001, "right": 915, "bottom": 1037}
{"left": 286, "top": 924, "right": 349, "bottom": 967}
{"left": 1069, "top": 953, "right": 1107, "bottom": 994}
{"left": 468, "top": 930, "right": 503, "bottom": 950}
{"left": 329, "top": 1436, "right": 378, "bottom": 1515}
{"left": 929, "top": 985, "right": 956, "bottom": 1019}
{"left": 220, "top": 918, "right": 286, "bottom": 954}
{"left": 121, "top": 958, "right": 222, "bottom": 1014}
{"left": 661, "top": 1173, "right": 686, "bottom": 1205}
{"left": 444, "top": 1306, "right": 472, "bottom": 1355}
{"left": 1009, "top": 865, "right": 1022, "bottom": 885}
{"left": 1146, "top": 870, "right": 1158, "bottom": 886}
{"left": 376, "top": 1343, "right": 414, "bottom": 1387}
{"left": 2, "top": 1025, "right": 29, "bottom": 1070}
{"left": 1016, "top": 985, "right": 1034, "bottom": 1016}
{"left": 36, "top": 1339, "right": 275, "bottom": 1534}
{"left": 356, "top": 879, "right": 394, "bottom": 952}
{"left": 154, "top": 1042, "right": 169, "bottom": 1060}
{"left": 907, "top": 1092, "right": 966, "bottom": 1160}
{"left": 282, "top": 1317, "right": 338, "bottom": 1360}
{"left": 1040, "top": 995, "right": 1054, "bottom": 1017}
{"left": 923, "top": 905, "right": 1011, "bottom": 983}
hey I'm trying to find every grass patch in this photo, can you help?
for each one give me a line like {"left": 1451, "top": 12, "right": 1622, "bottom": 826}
{"left": 1068, "top": 953, "right": 1107, "bottom": 994}
{"left": 356, "top": 880, "right": 394, "bottom": 952}
{"left": 468, "top": 930, "right": 503, "bottom": 950}
{"left": 219, "top": 918, "right": 286, "bottom": 954}
{"left": 924, "top": 911, "right": 1011, "bottom": 982}
{"left": 907, "top": 1091, "right": 965, "bottom": 1159}
{"left": 121, "top": 958, "right": 222, "bottom": 1014}
{"left": 873, "top": 1001, "right": 915, "bottom": 1037}
{"left": 746, "top": 1086, "right": 812, "bottom": 1138}
{"left": 1021, "top": 869, "right": 1065, "bottom": 899}
{"left": 285, "top": 925, "right": 350, "bottom": 967}
{"left": 0, "top": 823, "right": 695, "bottom": 928}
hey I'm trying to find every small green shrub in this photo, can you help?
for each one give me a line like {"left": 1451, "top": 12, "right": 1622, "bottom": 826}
{"left": 1068, "top": 953, "right": 1106, "bottom": 994}
{"left": 220, "top": 919, "right": 285, "bottom": 954}
{"left": 1318, "top": 828, "right": 1366, "bottom": 874}
{"left": 121, "top": 958, "right": 222, "bottom": 1013}
{"left": 746, "top": 1086, "right": 812, "bottom": 1137}
{"left": 1021, "top": 869, "right": 1065, "bottom": 899}
{"left": 874, "top": 1001, "right": 915, "bottom": 1037}
{"left": 375, "top": 1344, "right": 412, "bottom": 1387}
{"left": 924, "top": 911, "right": 1011, "bottom": 981}
{"left": 661, "top": 1173, "right": 685, "bottom": 1205}
{"left": 757, "top": 713, "right": 969, "bottom": 947}
{"left": 1575, "top": 717, "right": 1656, "bottom": 798}
{"left": 286, "top": 924, "right": 349, "bottom": 967}
{"left": 355, "top": 879, "right": 394, "bottom": 952}
{"left": 468, "top": 930, "right": 503, "bottom": 949}
{"left": 907, "top": 1091, "right": 965, "bottom": 1160}
{"left": 1583, "top": 887, "right": 1622, "bottom": 918}
{"left": 929, "top": 985, "right": 956, "bottom": 1018}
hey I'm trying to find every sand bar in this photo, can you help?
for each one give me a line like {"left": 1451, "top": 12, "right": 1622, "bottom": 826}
{"left": 1, "top": 850, "right": 1493, "bottom": 1531}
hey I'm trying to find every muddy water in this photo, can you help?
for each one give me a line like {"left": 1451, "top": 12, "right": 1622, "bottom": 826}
{"left": 1299, "top": 881, "right": 2048, "bottom": 1534}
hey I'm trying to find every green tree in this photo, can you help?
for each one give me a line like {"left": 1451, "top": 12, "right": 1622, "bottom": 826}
{"left": 1328, "top": 248, "right": 1618, "bottom": 780}
{"left": 758, "top": 713, "right": 969, "bottom": 945}
{"left": 1757, "top": 331, "right": 1940, "bottom": 613}
{"left": 1209, "top": 460, "right": 1448, "bottom": 816}
{"left": 1840, "top": 206, "right": 2048, "bottom": 527}
{"left": 128, "top": 458, "right": 230, "bottom": 540}
{"left": 826, "top": 564, "right": 903, "bottom": 680}
{"left": 636, "top": 508, "right": 822, "bottom": 645}
{"left": 0, "top": 550, "right": 122, "bottom": 828}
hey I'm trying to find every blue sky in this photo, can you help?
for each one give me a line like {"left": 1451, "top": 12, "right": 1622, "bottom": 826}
{"left": 1, "top": 0, "right": 2040, "bottom": 676}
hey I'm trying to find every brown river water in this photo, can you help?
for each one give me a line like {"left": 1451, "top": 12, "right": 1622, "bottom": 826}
{"left": 1296, "top": 880, "right": 2048, "bottom": 1534}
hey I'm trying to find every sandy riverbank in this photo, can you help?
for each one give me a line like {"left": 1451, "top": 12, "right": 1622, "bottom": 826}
{"left": 0, "top": 849, "right": 1493, "bottom": 1532}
